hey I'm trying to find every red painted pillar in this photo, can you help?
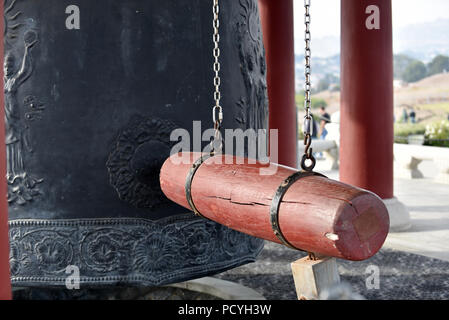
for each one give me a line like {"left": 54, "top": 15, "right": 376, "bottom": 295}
{"left": 0, "top": 1, "right": 12, "bottom": 300}
{"left": 259, "top": 0, "right": 297, "bottom": 168}
{"left": 340, "top": 0, "right": 394, "bottom": 199}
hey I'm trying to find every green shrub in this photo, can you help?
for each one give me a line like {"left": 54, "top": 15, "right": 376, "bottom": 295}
{"left": 425, "top": 120, "right": 449, "bottom": 147}
{"left": 427, "top": 55, "right": 449, "bottom": 77}
{"left": 402, "top": 60, "right": 427, "bottom": 83}
{"left": 394, "top": 123, "right": 426, "bottom": 137}
{"left": 394, "top": 123, "right": 426, "bottom": 144}
{"left": 295, "top": 94, "right": 328, "bottom": 110}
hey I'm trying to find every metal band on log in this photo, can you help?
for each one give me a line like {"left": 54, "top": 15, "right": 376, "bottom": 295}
{"left": 185, "top": 153, "right": 215, "bottom": 218}
{"left": 160, "top": 152, "right": 390, "bottom": 261}
{"left": 270, "top": 171, "right": 326, "bottom": 250}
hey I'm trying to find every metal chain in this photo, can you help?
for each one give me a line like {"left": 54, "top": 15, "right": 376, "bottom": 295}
{"left": 301, "top": 0, "right": 316, "bottom": 172}
{"left": 303, "top": 0, "right": 318, "bottom": 260}
{"left": 211, "top": 0, "right": 223, "bottom": 154}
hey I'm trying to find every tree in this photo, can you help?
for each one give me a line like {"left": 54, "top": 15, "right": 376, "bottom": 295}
{"left": 402, "top": 60, "right": 427, "bottom": 83}
{"left": 316, "top": 78, "right": 330, "bottom": 93}
{"left": 315, "top": 74, "right": 339, "bottom": 93}
{"left": 394, "top": 54, "right": 416, "bottom": 79}
{"left": 330, "top": 84, "right": 340, "bottom": 92}
{"left": 427, "top": 55, "right": 449, "bottom": 76}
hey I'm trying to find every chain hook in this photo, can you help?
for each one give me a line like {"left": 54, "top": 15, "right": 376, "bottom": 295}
{"left": 211, "top": 121, "right": 223, "bottom": 155}
{"left": 301, "top": 133, "right": 316, "bottom": 172}
{"left": 304, "top": 133, "right": 312, "bottom": 155}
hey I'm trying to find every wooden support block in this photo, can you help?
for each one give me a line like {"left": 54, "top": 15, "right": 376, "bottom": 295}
{"left": 291, "top": 256, "right": 340, "bottom": 300}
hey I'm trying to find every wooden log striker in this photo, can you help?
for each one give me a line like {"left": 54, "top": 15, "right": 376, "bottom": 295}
{"left": 160, "top": 152, "right": 389, "bottom": 261}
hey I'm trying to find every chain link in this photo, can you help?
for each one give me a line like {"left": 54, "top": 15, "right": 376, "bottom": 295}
{"left": 303, "top": 0, "right": 312, "bottom": 128}
{"left": 211, "top": 0, "right": 223, "bottom": 154}
{"left": 301, "top": 0, "right": 316, "bottom": 172}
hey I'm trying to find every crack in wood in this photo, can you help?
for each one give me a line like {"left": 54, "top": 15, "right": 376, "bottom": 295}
{"left": 229, "top": 201, "right": 269, "bottom": 207}
{"left": 281, "top": 200, "right": 313, "bottom": 205}
{"left": 205, "top": 195, "right": 269, "bottom": 207}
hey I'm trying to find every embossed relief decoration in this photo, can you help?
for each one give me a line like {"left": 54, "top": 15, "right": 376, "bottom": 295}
{"left": 9, "top": 218, "right": 264, "bottom": 285}
{"left": 106, "top": 117, "right": 178, "bottom": 209}
{"left": 4, "top": 0, "right": 45, "bottom": 205}
{"left": 235, "top": 0, "right": 268, "bottom": 132}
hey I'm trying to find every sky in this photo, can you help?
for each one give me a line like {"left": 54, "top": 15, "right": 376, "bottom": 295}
{"left": 293, "top": 0, "right": 449, "bottom": 50}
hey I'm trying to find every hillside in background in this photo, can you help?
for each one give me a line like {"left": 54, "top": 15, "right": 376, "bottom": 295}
{"left": 394, "top": 73, "right": 449, "bottom": 123}
{"left": 296, "top": 53, "right": 449, "bottom": 92}
{"left": 297, "top": 73, "right": 449, "bottom": 127}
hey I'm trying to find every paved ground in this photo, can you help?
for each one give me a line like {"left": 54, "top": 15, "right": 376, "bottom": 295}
{"left": 216, "top": 242, "right": 449, "bottom": 300}
{"left": 319, "top": 161, "right": 449, "bottom": 263}
{"left": 386, "top": 178, "right": 449, "bottom": 262}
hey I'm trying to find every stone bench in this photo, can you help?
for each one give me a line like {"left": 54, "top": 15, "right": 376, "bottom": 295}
{"left": 298, "top": 140, "right": 339, "bottom": 170}
{"left": 394, "top": 143, "right": 449, "bottom": 184}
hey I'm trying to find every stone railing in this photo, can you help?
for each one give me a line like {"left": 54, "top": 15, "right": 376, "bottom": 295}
{"left": 394, "top": 143, "right": 449, "bottom": 184}
{"left": 295, "top": 141, "right": 449, "bottom": 184}
{"left": 298, "top": 140, "right": 339, "bottom": 170}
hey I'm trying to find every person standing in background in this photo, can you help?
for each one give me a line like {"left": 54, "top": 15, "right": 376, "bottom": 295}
{"left": 319, "top": 106, "right": 331, "bottom": 140}
{"left": 409, "top": 108, "right": 416, "bottom": 124}
{"left": 402, "top": 108, "right": 409, "bottom": 123}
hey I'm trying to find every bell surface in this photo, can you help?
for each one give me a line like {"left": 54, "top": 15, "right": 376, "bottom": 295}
{"left": 4, "top": 0, "right": 268, "bottom": 286}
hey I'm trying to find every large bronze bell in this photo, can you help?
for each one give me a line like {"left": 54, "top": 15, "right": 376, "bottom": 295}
{"left": 4, "top": 0, "right": 268, "bottom": 286}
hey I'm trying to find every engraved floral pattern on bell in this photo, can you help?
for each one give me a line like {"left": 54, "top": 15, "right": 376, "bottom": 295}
{"left": 106, "top": 117, "right": 178, "bottom": 209}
